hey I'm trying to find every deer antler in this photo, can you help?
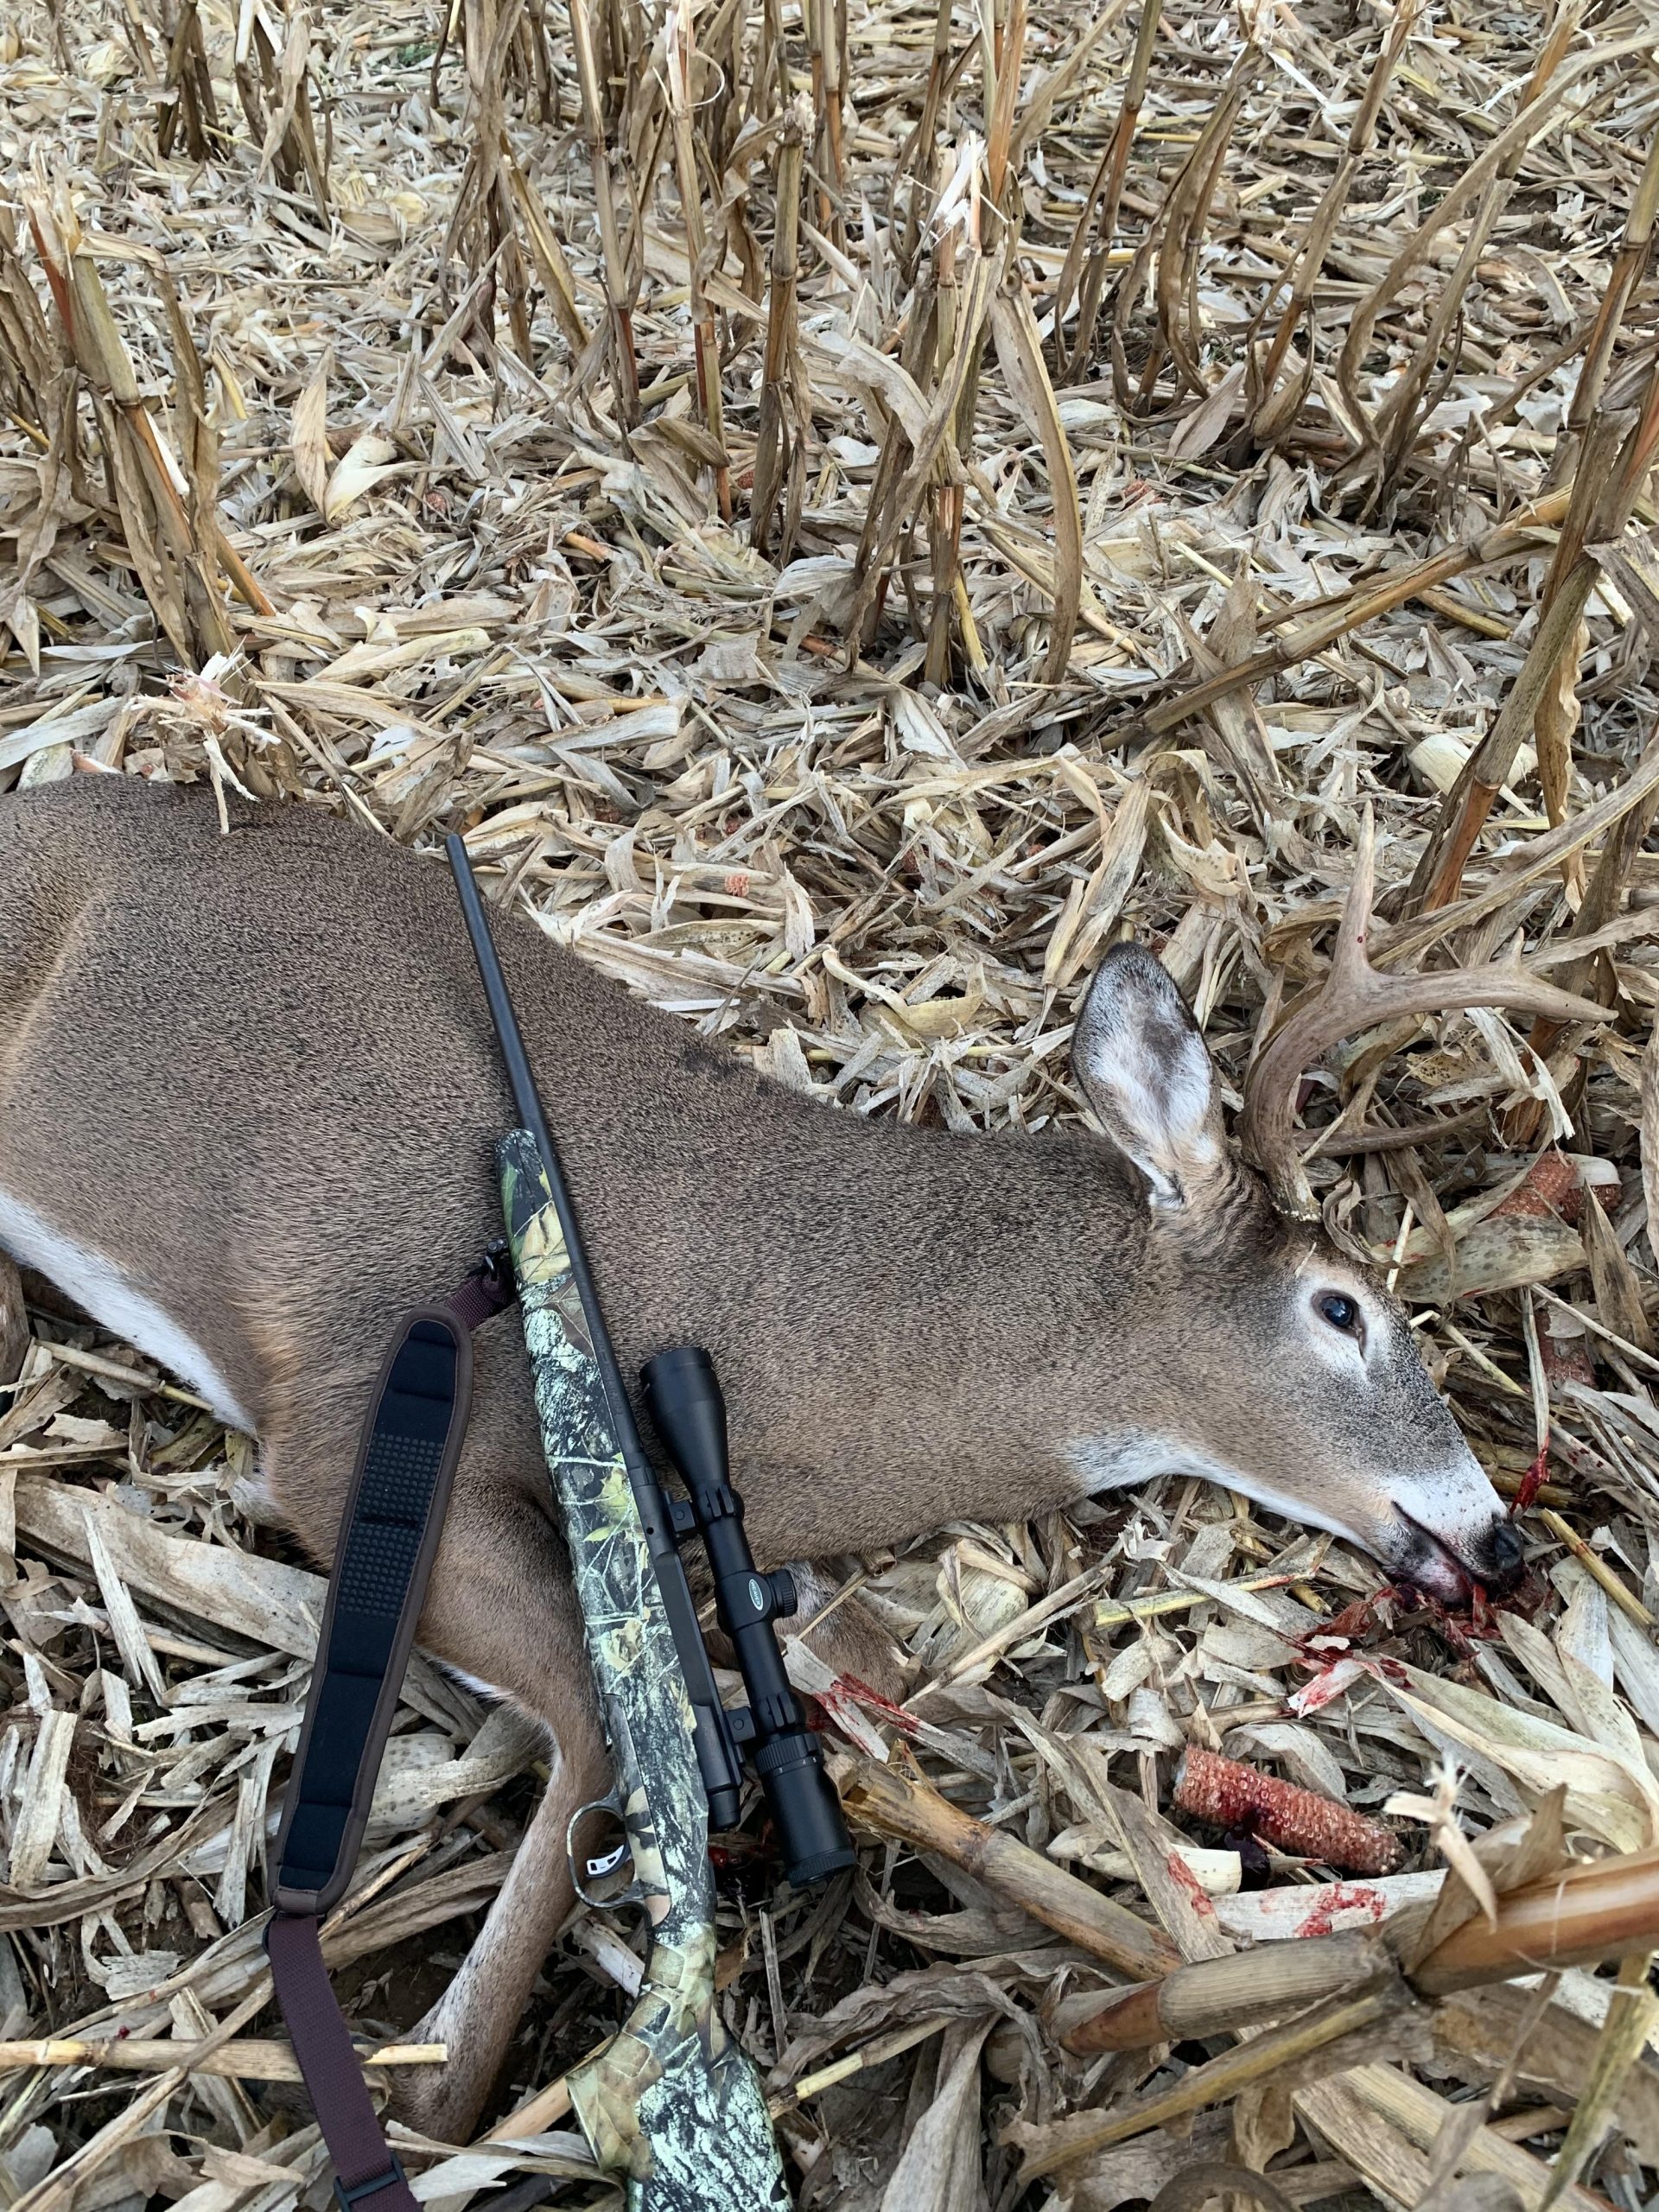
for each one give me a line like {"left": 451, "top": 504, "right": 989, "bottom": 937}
{"left": 1240, "top": 812, "right": 1616, "bottom": 1214}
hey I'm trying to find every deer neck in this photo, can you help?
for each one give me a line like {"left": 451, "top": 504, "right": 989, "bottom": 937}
{"left": 610, "top": 1071, "right": 1154, "bottom": 1562}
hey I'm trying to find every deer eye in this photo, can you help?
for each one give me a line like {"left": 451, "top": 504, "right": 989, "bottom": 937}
{"left": 1317, "top": 1292, "right": 1362, "bottom": 1336}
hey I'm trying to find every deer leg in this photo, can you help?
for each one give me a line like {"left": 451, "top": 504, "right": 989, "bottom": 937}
{"left": 778, "top": 1560, "right": 911, "bottom": 1703}
{"left": 393, "top": 1709, "right": 607, "bottom": 2140}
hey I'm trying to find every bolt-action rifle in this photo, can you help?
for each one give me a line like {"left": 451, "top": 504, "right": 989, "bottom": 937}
{"left": 447, "top": 838, "right": 852, "bottom": 2211}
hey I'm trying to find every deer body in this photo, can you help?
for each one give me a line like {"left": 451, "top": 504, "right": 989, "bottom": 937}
{"left": 0, "top": 773, "right": 1519, "bottom": 2136}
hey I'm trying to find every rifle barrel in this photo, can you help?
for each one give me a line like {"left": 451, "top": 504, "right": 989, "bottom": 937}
{"left": 447, "top": 836, "right": 556, "bottom": 1158}
{"left": 445, "top": 835, "right": 632, "bottom": 1432}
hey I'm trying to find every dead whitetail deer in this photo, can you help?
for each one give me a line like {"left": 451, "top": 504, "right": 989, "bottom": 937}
{"left": 0, "top": 775, "right": 1609, "bottom": 2134}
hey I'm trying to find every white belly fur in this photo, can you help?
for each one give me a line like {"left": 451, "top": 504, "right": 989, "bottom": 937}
{"left": 0, "top": 1186, "right": 255, "bottom": 1433}
{"left": 0, "top": 1190, "right": 521, "bottom": 1700}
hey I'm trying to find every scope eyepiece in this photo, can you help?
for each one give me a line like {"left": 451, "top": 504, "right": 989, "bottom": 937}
{"left": 643, "top": 1344, "right": 855, "bottom": 1891}
{"left": 752, "top": 1734, "right": 858, "bottom": 1886}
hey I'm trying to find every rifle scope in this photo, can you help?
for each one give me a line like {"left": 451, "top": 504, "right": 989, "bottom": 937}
{"left": 643, "top": 1346, "right": 855, "bottom": 1890}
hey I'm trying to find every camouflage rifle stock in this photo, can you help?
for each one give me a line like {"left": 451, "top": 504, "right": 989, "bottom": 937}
{"left": 448, "top": 843, "right": 791, "bottom": 2212}
{"left": 501, "top": 1136, "right": 788, "bottom": 2208}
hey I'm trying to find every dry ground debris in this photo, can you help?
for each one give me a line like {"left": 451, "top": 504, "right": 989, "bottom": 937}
{"left": 6, "top": 0, "right": 1659, "bottom": 2203}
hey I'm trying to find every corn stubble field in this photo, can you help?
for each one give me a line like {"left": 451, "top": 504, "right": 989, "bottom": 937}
{"left": 6, "top": 0, "right": 1659, "bottom": 2202}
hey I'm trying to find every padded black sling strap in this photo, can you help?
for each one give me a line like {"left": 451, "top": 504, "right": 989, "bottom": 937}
{"left": 265, "top": 1253, "right": 513, "bottom": 2212}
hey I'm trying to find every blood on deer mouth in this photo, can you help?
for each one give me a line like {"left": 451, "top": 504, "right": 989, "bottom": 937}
{"left": 1389, "top": 1509, "right": 1480, "bottom": 1607}
{"left": 1395, "top": 1498, "right": 1531, "bottom": 1605}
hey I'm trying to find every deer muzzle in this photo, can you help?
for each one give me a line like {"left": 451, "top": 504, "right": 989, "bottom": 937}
{"left": 1389, "top": 1497, "right": 1524, "bottom": 1602}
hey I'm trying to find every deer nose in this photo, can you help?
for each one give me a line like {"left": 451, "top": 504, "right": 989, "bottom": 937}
{"left": 1481, "top": 1516, "right": 1525, "bottom": 1593}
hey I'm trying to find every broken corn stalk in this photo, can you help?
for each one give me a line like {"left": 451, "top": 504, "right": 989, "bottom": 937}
{"left": 1065, "top": 1841, "right": 1659, "bottom": 2054}
{"left": 836, "top": 1745, "right": 1181, "bottom": 1982}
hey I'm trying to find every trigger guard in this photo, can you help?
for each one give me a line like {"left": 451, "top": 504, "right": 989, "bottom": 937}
{"left": 567, "top": 1793, "right": 639, "bottom": 1911}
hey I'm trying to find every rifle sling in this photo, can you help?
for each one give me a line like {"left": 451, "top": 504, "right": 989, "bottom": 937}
{"left": 265, "top": 1261, "right": 513, "bottom": 2212}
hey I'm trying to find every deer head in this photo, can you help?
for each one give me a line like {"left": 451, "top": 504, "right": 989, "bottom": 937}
{"left": 1065, "top": 929, "right": 1561, "bottom": 1600}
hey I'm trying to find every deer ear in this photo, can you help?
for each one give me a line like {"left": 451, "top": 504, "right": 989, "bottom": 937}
{"left": 1072, "top": 944, "right": 1226, "bottom": 1208}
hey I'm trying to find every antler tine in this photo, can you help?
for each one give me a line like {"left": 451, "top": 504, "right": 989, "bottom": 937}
{"left": 1240, "top": 818, "right": 1614, "bottom": 1216}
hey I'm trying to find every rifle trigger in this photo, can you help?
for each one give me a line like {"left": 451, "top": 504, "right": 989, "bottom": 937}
{"left": 567, "top": 1792, "right": 641, "bottom": 1910}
